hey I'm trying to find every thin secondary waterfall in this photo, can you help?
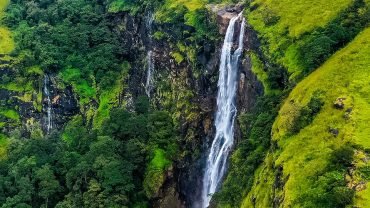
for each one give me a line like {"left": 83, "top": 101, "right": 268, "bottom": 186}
{"left": 43, "top": 75, "right": 53, "bottom": 134}
{"left": 201, "top": 13, "right": 246, "bottom": 208}
{"left": 145, "top": 50, "right": 154, "bottom": 97}
{"left": 145, "top": 13, "right": 155, "bottom": 97}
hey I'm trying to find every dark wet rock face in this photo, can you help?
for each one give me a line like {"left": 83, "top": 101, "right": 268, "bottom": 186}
{"left": 2, "top": 4, "right": 263, "bottom": 207}
{"left": 42, "top": 75, "right": 79, "bottom": 133}
{"left": 0, "top": 67, "right": 79, "bottom": 136}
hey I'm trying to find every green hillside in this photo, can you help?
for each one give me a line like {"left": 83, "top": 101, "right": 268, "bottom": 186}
{"left": 248, "top": 0, "right": 369, "bottom": 80}
{"left": 0, "top": 0, "right": 13, "bottom": 55}
{"left": 243, "top": 27, "right": 370, "bottom": 208}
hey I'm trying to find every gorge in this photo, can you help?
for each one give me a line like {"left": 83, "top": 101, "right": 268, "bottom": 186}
{"left": 0, "top": 0, "right": 369, "bottom": 208}
{"left": 202, "top": 13, "right": 246, "bottom": 208}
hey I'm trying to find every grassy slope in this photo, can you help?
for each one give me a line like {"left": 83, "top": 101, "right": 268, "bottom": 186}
{"left": 243, "top": 27, "right": 370, "bottom": 207}
{"left": 250, "top": 0, "right": 352, "bottom": 38}
{"left": 0, "top": 0, "right": 14, "bottom": 160}
{"left": 0, "top": 0, "right": 14, "bottom": 54}
{"left": 165, "top": 0, "right": 206, "bottom": 11}
{"left": 247, "top": 0, "right": 352, "bottom": 78}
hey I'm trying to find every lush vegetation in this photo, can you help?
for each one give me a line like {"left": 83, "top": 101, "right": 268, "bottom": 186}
{"left": 247, "top": 0, "right": 370, "bottom": 81}
{"left": 0, "top": 0, "right": 369, "bottom": 207}
{"left": 243, "top": 27, "right": 370, "bottom": 208}
{"left": 0, "top": 0, "right": 14, "bottom": 55}
{"left": 5, "top": 0, "right": 126, "bottom": 98}
{"left": 215, "top": 0, "right": 370, "bottom": 207}
{"left": 0, "top": 96, "right": 178, "bottom": 207}
{"left": 214, "top": 94, "right": 284, "bottom": 207}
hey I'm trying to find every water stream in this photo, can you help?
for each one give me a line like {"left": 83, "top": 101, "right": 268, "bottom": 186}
{"left": 201, "top": 13, "right": 246, "bottom": 208}
{"left": 145, "top": 13, "right": 155, "bottom": 97}
{"left": 43, "top": 74, "right": 53, "bottom": 134}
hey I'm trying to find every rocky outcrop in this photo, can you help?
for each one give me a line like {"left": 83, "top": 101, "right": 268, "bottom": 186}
{"left": 42, "top": 75, "right": 79, "bottom": 133}
{"left": 210, "top": 4, "right": 244, "bottom": 34}
{"left": 0, "top": 66, "right": 78, "bottom": 136}
{"left": 96, "top": 5, "right": 263, "bottom": 207}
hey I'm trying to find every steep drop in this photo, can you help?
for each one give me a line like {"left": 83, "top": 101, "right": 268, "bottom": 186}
{"left": 43, "top": 74, "right": 53, "bottom": 134}
{"left": 201, "top": 13, "right": 246, "bottom": 208}
{"left": 145, "top": 13, "right": 155, "bottom": 97}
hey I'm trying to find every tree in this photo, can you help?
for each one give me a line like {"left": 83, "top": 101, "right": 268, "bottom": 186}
{"left": 35, "top": 165, "right": 60, "bottom": 208}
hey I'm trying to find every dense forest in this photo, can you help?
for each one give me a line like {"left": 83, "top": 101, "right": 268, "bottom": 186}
{"left": 0, "top": 0, "right": 369, "bottom": 207}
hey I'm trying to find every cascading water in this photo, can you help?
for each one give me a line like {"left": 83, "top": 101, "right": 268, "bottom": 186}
{"left": 145, "top": 50, "right": 155, "bottom": 97}
{"left": 201, "top": 13, "right": 246, "bottom": 208}
{"left": 43, "top": 75, "right": 53, "bottom": 134}
{"left": 145, "top": 13, "right": 155, "bottom": 97}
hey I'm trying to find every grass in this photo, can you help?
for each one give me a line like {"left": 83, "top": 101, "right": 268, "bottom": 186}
{"left": 0, "top": 27, "right": 14, "bottom": 54}
{"left": 93, "top": 61, "right": 129, "bottom": 128}
{"left": 93, "top": 89, "right": 119, "bottom": 128}
{"left": 143, "top": 148, "right": 171, "bottom": 197}
{"left": 0, "top": 108, "right": 20, "bottom": 121}
{"left": 241, "top": 153, "right": 275, "bottom": 208}
{"left": 0, "top": 0, "right": 14, "bottom": 54}
{"left": 164, "top": 0, "right": 206, "bottom": 11}
{"left": 247, "top": 0, "right": 353, "bottom": 78}
{"left": 0, "top": 76, "right": 34, "bottom": 92}
{"left": 26, "top": 65, "right": 44, "bottom": 75}
{"left": 356, "top": 182, "right": 370, "bottom": 207}
{"left": 245, "top": 27, "right": 370, "bottom": 207}
{"left": 0, "top": 134, "right": 8, "bottom": 160}
{"left": 249, "top": 0, "right": 352, "bottom": 38}
{"left": 150, "top": 148, "right": 171, "bottom": 170}
{"left": 155, "top": 0, "right": 206, "bottom": 23}
{"left": 60, "top": 68, "right": 96, "bottom": 104}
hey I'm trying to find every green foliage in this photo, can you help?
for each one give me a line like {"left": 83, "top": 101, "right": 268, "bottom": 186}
{"left": 295, "top": 146, "right": 355, "bottom": 207}
{"left": 245, "top": 27, "right": 370, "bottom": 208}
{"left": 143, "top": 148, "right": 171, "bottom": 197}
{"left": 35, "top": 164, "right": 60, "bottom": 206}
{"left": 170, "top": 52, "right": 185, "bottom": 64}
{"left": 0, "top": 109, "right": 20, "bottom": 122}
{"left": 107, "top": 0, "right": 139, "bottom": 13}
{"left": 148, "top": 111, "right": 178, "bottom": 156}
{"left": 60, "top": 68, "right": 96, "bottom": 102}
{"left": 330, "top": 145, "right": 355, "bottom": 169}
{"left": 247, "top": 0, "right": 369, "bottom": 80}
{"left": 0, "top": 0, "right": 14, "bottom": 55}
{"left": 5, "top": 0, "right": 125, "bottom": 103}
{"left": 135, "top": 96, "right": 150, "bottom": 115}
{"left": 298, "top": 0, "right": 370, "bottom": 73}
{"left": 215, "top": 94, "right": 284, "bottom": 207}
{"left": 290, "top": 91, "right": 324, "bottom": 134}
{"left": 297, "top": 171, "right": 354, "bottom": 207}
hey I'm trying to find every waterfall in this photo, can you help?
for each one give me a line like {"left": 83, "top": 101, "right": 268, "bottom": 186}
{"left": 43, "top": 75, "right": 53, "bottom": 134}
{"left": 145, "top": 13, "right": 155, "bottom": 97}
{"left": 145, "top": 50, "right": 155, "bottom": 97}
{"left": 201, "top": 13, "right": 246, "bottom": 208}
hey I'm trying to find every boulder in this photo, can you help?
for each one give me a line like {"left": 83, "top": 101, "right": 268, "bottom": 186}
{"left": 329, "top": 127, "right": 339, "bottom": 137}
{"left": 334, "top": 97, "right": 346, "bottom": 109}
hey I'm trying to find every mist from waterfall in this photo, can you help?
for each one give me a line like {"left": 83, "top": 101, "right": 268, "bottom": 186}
{"left": 145, "top": 13, "right": 155, "bottom": 97}
{"left": 201, "top": 13, "right": 246, "bottom": 208}
{"left": 43, "top": 75, "right": 53, "bottom": 134}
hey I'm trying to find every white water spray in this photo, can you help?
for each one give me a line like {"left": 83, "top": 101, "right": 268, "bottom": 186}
{"left": 145, "top": 13, "right": 155, "bottom": 97}
{"left": 43, "top": 75, "right": 53, "bottom": 134}
{"left": 201, "top": 13, "right": 246, "bottom": 208}
{"left": 145, "top": 50, "right": 155, "bottom": 97}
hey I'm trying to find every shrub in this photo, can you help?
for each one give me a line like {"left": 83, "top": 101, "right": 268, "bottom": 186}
{"left": 290, "top": 92, "right": 324, "bottom": 134}
{"left": 331, "top": 145, "right": 354, "bottom": 169}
